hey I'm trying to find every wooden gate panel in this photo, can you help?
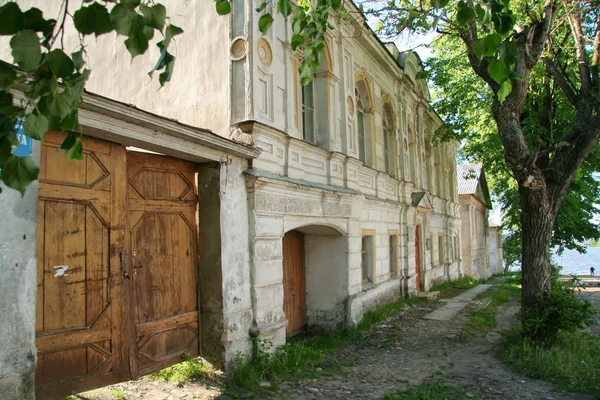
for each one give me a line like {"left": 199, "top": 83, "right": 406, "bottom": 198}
{"left": 283, "top": 230, "right": 306, "bottom": 336}
{"left": 126, "top": 151, "right": 199, "bottom": 377}
{"left": 35, "top": 132, "right": 127, "bottom": 400}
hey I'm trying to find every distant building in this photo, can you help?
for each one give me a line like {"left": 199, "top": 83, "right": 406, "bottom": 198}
{"left": 488, "top": 224, "right": 505, "bottom": 275}
{"left": 457, "top": 163, "right": 492, "bottom": 279}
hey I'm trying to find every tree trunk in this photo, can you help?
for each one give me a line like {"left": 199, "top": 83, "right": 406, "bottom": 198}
{"left": 519, "top": 185, "right": 556, "bottom": 309}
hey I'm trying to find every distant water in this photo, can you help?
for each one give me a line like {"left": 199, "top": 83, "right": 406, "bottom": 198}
{"left": 553, "top": 246, "right": 600, "bottom": 275}
{"left": 510, "top": 246, "right": 600, "bottom": 275}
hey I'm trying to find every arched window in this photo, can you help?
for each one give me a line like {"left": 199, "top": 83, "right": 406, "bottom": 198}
{"left": 301, "top": 81, "right": 315, "bottom": 143}
{"left": 355, "top": 76, "right": 373, "bottom": 166}
{"left": 382, "top": 102, "right": 396, "bottom": 177}
{"left": 299, "top": 42, "right": 333, "bottom": 147}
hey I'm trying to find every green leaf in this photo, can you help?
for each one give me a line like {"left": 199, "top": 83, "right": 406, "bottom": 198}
{"left": 90, "top": 2, "right": 112, "bottom": 35}
{"left": 73, "top": 6, "right": 96, "bottom": 35}
{"left": 0, "top": 137, "right": 12, "bottom": 168}
{"left": 0, "top": 63, "right": 17, "bottom": 90}
{"left": 278, "top": 0, "right": 292, "bottom": 18}
{"left": 158, "top": 57, "right": 175, "bottom": 86}
{"left": 499, "top": 40, "right": 518, "bottom": 67}
{"left": 497, "top": 80, "right": 512, "bottom": 103}
{"left": 487, "top": 58, "right": 507, "bottom": 84}
{"left": 2, "top": 154, "right": 39, "bottom": 195}
{"left": 149, "top": 49, "right": 174, "bottom": 76}
{"left": 258, "top": 14, "right": 274, "bottom": 34}
{"left": 10, "top": 30, "right": 41, "bottom": 71}
{"left": 215, "top": 0, "right": 231, "bottom": 15}
{"left": 60, "top": 131, "right": 77, "bottom": 151}
{"left": 59, "top": 109, "right": 79, "bottom": 131}
{"left": 142, "top": 26, "right": 154, "bottom": 40}
{"left": 23, "top": 113, "right": 48, "bottom": 140}
{"left": 493, "top": 13, "right": 515, "bottom": 35}
{"left": 111, "top": 4, "right": 145, "bottom": 36}
{"left": 72, "top": 50, "right": 85, "bottom": 71}
{"left": 140, "top": 3, "right": 166, "bottom": 31}
{"left": 47, "top": 49, "right": 74, "bottom": 78}
{"left": 0, "top": 2, "right": 23, "bottom": 35}
{"left": 291, "top": 34, "right": 305, "bottom": 48}
{"left": 48, "top": 92, "right": 78, "bottom": 119}
{"left": 472, "top": 33, "right": 501, "bottom": 61}
{"left": 22, "top": 8, "right": 46, "bottom": 32}
{"left": 124, "top": 33, "right": 149, "bottom": 58}
{"left": 66, "top": 137, "right": 84, "bottom": 160}
{"left": 255, "top": 2, "right": 268, "bottom": 12}
{"left": 456, "top": 2, "right": 475, "bottom": 26}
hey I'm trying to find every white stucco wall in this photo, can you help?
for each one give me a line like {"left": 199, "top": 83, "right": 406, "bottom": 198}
{"left": 1, "top": 1, "right": 230, "bottom": 135}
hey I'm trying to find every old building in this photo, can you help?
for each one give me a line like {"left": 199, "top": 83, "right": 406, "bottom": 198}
{"left": 457, "top": 163, "right": 492, "bottom": 279}
{"left": 488, "top": 224, "right": 505, "bottom": 275}
{"left": 0, "top": 1, "right": 462, "bottom": 398}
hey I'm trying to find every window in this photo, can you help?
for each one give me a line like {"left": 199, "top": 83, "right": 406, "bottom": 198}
{"left": 355, "top": 78, "right": 373, "bottom": 166}
{"left": 297, "top": 41, "right": 333, "bottom": 147}
{"left": 361, "top": 231, "right": 375, "bottom": 285}
{"left": 389, "top": 233, "right": 398, "bottom": 276}
{"left": 438, "top": 234, "right": 445, "bottom": 265}
{"left": 383, "top": 102, "right": 396, "bottom": 177}
{"left": 301, "top": 80, "right": 315, "bottom": 143}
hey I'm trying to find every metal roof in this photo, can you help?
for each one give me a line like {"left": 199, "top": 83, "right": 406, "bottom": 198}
{"left": 457, "top": 163, "right": 483, "bottom": 195}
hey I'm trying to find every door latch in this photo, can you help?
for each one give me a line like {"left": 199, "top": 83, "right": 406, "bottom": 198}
{"left": 119, "top": 252, "right": 130, "bottom": 280}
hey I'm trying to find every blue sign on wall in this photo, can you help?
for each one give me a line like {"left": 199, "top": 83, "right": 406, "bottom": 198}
{"left": 13, "top": 119, "right": 32, "bottom": 157}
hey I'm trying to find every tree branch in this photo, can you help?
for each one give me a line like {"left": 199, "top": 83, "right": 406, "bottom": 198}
{"left": 543, "top": 57, "right": 578, "bottom": 106}
{"left": 526, "top": 0, "right": 555, "bottom": 68}
{"left": 562, "top": 0, "right": 592, "bottom": 98}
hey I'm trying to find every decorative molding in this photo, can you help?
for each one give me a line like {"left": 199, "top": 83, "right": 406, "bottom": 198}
{"left": 231, "top": 36, "right": 248, "bottom": 61}
{"left": 257, "top": 38, "right": 273, "bottom": 67}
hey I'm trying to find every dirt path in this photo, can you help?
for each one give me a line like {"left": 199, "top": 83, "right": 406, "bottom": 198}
{"left": 77, "top": 283, "right": 600, "bottom": 400}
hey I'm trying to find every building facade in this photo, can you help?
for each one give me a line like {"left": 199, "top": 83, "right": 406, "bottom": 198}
{"left": 0, "top": 1, "right": 463, "bottom": 398}
{"left": 457, "top": 163, "right": 492, "bottom": 279}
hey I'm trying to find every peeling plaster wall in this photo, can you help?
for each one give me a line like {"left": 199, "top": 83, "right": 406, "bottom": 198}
{"left": 0, "top": 144, "right": 40, "bottom": 400}
{"left": 0, "top": 1, "right": 230, "bottom": 135}
{"left": 198, "top": 158, "right": 253, "bottom": 371}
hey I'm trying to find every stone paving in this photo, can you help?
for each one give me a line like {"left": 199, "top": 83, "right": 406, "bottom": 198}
{"left": 422, "top": 284, "right": 492, "bottom": 321}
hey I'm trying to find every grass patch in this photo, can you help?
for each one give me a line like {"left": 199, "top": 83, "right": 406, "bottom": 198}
{"left": 226, "top": 297, "right": 426, "bottom": 395}
{"left": 499, "top": 328, "right": 600, "bottom": 397}
{"left": 458, "top": 283, "right": 520, "bottom": 341}
{"left": 430, "top": 276, "right": 484, "bottom": 298}
{"left": 383, "top": 380, "right": 479, "bottom": 399}
{"left": 107, "top": 388, "right": 128, "bottom": 399}
{"left": 149, "top": 355, "right": 210, "bottom": 384}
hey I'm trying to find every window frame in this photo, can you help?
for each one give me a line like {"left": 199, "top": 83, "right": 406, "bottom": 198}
{"left": 301, "top": 80, "right": 316, "bottom": 143}
{"left": 388, "top": 230, "right": 399, "bottom": 277}
{"left": 361, "top": 229, "right": 376, "bottom": 286}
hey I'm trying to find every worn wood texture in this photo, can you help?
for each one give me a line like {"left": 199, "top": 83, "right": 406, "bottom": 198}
{"left": 35, "top": 135, "right": 201, "bottom": 399}
{"left": 35, "top": 131, "right": 124, "bottom": 400}
{"left": 282, "top": 230, "right": 306, "bottom": 336}
{"left": 126, "top": 151, "right": 200, "bottom": 378}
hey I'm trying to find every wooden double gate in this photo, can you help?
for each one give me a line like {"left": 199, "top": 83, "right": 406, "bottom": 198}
{"left": 35, "top": 132, "right": 200, "bottom": 399}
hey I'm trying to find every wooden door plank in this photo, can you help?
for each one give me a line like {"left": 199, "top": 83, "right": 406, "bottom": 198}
{"left": 35, "top": 133, "right": 128, "bottom": 398}
{"left": 36, "top": 328, "right": 112, "bottom": 352}
{"left": 127, "top": 152, "right": 199, "bottom": 378}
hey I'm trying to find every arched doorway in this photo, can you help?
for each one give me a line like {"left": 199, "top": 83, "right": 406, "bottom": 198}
{"left": 282, "top": 224, "right": 348, "bottom": 336}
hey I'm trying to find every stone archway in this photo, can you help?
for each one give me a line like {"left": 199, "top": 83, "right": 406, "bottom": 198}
{"left": 282, "top": 224, "right": 348, "bottom": 333}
